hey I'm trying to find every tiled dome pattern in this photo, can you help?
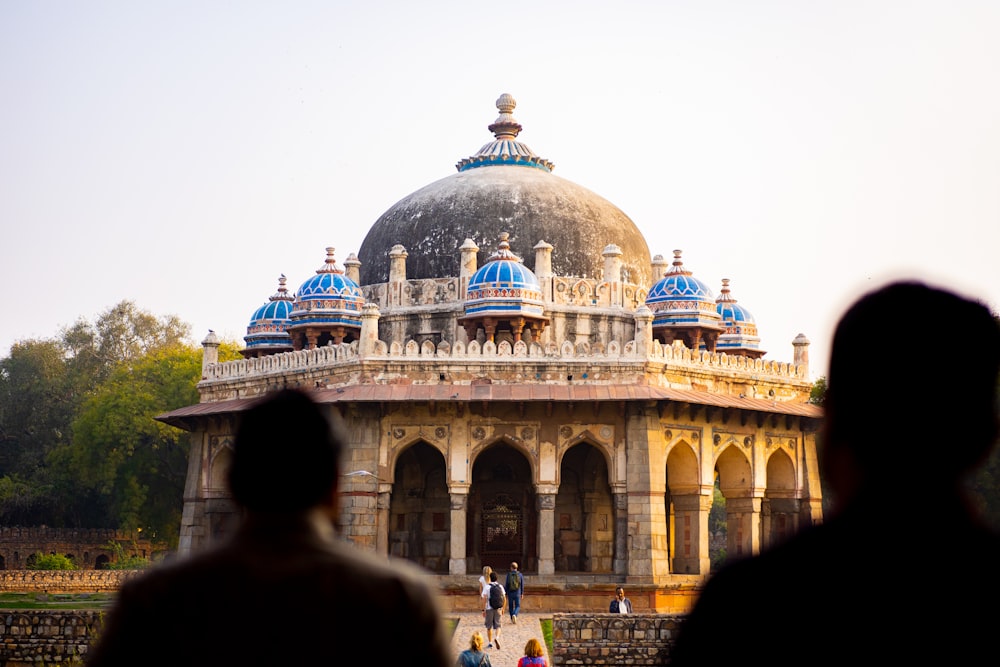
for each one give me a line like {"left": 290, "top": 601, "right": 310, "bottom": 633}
{"left": 244, "top": 275, "right": 295, "bottom": 353}
{"left": 289, "top": 247, "right": 364, "bottom": 329}
{"left": 645, "top": 250, "right": 723, "bottom": 329}
{"left": 465, "top": 234, "right": 545, "bottom": 318}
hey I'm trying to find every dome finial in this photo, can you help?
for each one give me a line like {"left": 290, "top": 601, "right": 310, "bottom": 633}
{"left": 489, "top": 94, "right": 522, "bottom": 140}
{"left": 667, "top": 249, "right": 692, "bottom": 276}
{"left": 317, "top": 247, "right": 344, "bottom": 275}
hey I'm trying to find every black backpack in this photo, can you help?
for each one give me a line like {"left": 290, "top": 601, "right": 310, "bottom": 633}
{"left": 488, "top": 582, "right": 505, "bottom": 609}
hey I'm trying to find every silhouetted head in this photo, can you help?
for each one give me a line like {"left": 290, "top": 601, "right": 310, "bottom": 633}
{"left": 228, "top": 388, "right": 343, "bottom": 513}
{"left": 821, "top": 281, "right": 1000, "bottom": 490}
{"left": 490, "top": 571, "right": 498, "bottom": 583}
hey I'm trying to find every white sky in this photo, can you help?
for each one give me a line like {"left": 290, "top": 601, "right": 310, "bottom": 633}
{"left": 2, "top": 1, "right": 999, "bottom": 380}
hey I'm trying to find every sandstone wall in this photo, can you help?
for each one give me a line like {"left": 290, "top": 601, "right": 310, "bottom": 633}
{"left": 551, "top": 613, "right": 684, "bottom": 666}
{"left": 0, "top": 570, "right": 138, "bottom": 593}
{"left": 0, "top": 610, "right": 102, "bottom": 666}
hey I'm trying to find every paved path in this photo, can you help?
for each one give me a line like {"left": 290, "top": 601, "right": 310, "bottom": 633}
{"left": 450, "top": 611, "right": 549, "bottom": 667}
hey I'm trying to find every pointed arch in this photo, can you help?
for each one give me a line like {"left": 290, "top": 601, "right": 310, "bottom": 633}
{"left": 555, "top": 441, "right": 614, "bottom": 573}
{"left": 469, "top": 441, "right": 536, "bottom": 573}
{"left": 389, "top": 440, "right": 449, "bottom": 573}
{"left": 764, "top": 447, "right": 799, "bottom": 548}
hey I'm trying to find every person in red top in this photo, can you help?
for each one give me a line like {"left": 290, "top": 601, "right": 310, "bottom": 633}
{"left": 517, "top": 638, "right": 547, "bottom": 667}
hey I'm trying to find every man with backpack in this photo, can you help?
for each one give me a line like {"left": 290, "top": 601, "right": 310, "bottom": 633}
{"left": 505, "top": 561, "right": 524, "bottom": 624}
{"left": 483, "top": 570, "right": 506, "bottom": 649}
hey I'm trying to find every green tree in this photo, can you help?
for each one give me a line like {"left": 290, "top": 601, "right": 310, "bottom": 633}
{"left": 0, "top": 339, "right": 78, "bottom": 524}
{"left": 51, "top": 344, "right": 203, "bottom": 545}
{"left": 27, "top": 552, "right": 77, "bottom": 570}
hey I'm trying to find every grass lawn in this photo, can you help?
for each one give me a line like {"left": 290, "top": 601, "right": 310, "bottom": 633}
{"left": 0, "top": 593, "right": 115, "bottom": 609}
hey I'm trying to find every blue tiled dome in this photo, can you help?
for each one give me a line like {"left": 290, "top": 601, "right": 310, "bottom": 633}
{"left": 465, "top": 234, "right": 545, "bottom": 318}
{"left": 715, "top": 279, "right": 765, "bottom": 357}
{"left": 645, "top": 250, "right": 723, "bottom": 330}
{"left": 289, "top": 247, "right": 364, "bottom": 329}
{"left": 243, "top": 275, "right": 295, "bottom": 355}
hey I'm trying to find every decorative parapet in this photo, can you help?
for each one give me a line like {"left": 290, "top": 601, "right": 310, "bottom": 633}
{"left": 361, "top": 276, "right": 648, "bottom": 310}
{"left": 201, "top": 335, "right": 807, "bottom": 384}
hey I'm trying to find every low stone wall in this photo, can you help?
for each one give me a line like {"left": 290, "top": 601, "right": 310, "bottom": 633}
{"left": 551, "top": 613, "right": 684, "bottom": 666}
{"left": 0, "top": 570, "right": 138, "bottom": 593}
{"left": 0, "top": 611, "right": 102, "bottom": 666}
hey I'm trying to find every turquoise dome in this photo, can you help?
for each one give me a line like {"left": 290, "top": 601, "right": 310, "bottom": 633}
{"left": 715, "top": 279, "right": 764, "bottom": 356}
{"left": 465, "top": 234, "right": 545, "bottom": 318}
{"left": 645, "top": 250, "right": 722, "bottom": 330}
{"left": 289, "top": 247, "right": 364, "bottom": 329}
{"left": 243, "top": 275, "right": 295, "bottom": 354}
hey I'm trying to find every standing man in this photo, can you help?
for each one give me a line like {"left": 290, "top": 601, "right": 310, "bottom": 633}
{"left": 609, "top": 586, "right": 632, "bottom": 613}
{"left": 86, "top": 388, "right": 452, "bottom": 667}
{"left": 505, "top": 561, "right": 525, "bottom": 623}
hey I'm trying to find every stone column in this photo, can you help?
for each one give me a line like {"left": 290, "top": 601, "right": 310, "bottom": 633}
{"left": 792, "top": 333, "right": 810, "bottom": 377}
{"left": 449, "top": 491, "right": 468, "bottom": 575}
{"left": 725, "top": 496, "right": 763, "bottom": 559}
{"left": 376, "top": 490, "right": 391, "bottom": 556}
{"left": 358, "top": 303, "right": 381, "bottom": 357}
{"left": 343, "top": 252, "right": 361, "bottom": 285}
{"left": 537, "top": 493, "right": 556, "bottom": 575}
{"left": 388, "top": 244, "right": 408, "bottom": 307}
{"left": 624, "top": 404, "right": 670, "bottom": 583}
{"left": 670, "top": 493, "right": 712, "bottom": 575}
{"left": 201, "top": 330, "right": 220, "bottom": 374}
{"left": 534, "top": 241, "right": 554, "bottom": 302}
{"left": 613, "top": 492, "right": 628, "bottom": 575}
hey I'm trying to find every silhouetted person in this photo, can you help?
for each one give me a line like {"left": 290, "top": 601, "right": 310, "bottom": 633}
{"left": 86, "top": 388, "right": 451, "bottom": 667}
{"left": 670, "top": 281, "right": 1000, "bottom": 666}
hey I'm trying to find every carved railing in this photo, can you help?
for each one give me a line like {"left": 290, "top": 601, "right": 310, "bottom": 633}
{"left": 202, "top": 336, "right": 805, "bottom": 382}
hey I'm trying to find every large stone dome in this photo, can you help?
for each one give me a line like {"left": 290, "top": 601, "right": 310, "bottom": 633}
{"left": 358, "top": 94, "right": 653, "bottom": 286}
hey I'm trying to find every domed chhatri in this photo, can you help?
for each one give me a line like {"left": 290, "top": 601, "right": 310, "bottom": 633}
{"left": 287, "top": 247, "right": 365, "bottom": 349}
{"left": 358, "top": 94, "right": 652, "bottom": 287}
{"left": 715, "top": 278, "right": 765, "bottom": 359}
{"left": 459, "top": 233, "right": 549, "bottom": 344}
{"left": 646, "top": 250, "right": 724, "bottom": 352}
{"left": 242, "top": 275, "right": 295, "bottom": 358}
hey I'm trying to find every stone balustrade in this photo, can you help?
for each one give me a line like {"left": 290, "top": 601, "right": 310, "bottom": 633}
{"left": 202, "top": 336, "right": 805, "bottom": 382}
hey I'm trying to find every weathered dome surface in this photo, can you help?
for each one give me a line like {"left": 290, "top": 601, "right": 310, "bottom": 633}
{"left": 358, "top": 94, "right": 652, "bottom": 287}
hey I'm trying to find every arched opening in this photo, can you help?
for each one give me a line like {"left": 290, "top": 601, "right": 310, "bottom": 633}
{"left": 555, "top": 442, "right": 613, "bottom": 573}
{"left": 468, "top": 443, "right": 536, "bottom": 573}
{"left": 716, "top": 444, "right": 754, "bottom": 563}
{"left": 764, "top": 447, "right": 798, "bottom": 548}
{"left": 95, "top": 554, "right": 110, "bottom": 570}
{"left": 389, "top": 441, "right": 449, "bottom": 573}
{"left": 665, "top": 440, "right": 702, "bottom": 574}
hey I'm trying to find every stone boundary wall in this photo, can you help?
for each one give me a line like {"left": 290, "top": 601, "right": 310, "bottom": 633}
{"left": 551, "top": 613, "right": 684, "bottom": 666}
{"left": 0, "top": 570, "right": 138, "bottom": 593}
{"left": 0, "top": 610, "right": 102, "bottom": 666}
{"left": 0, "top": 610, "right": 686, "bottom": 665}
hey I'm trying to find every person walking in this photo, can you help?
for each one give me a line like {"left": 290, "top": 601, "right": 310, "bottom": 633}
{"left": 484, "top": 570, "right": 506, "bottom": 649}
{"left": 609, "top": 586, "right": 632, "bottom": 613}
{"left": 478, "top": 565, "right": 493, "bottom": 602}
{"left": 670, "top": 281, "right": 1000, "bottom": 666}
{"left": 505, "top": 561, "right": 524, "bottom": 623}
{"left": 517, "top": 638, "right": 547, "bottom": 667}
{"left": 85, "top": 388, "right": 451, "bottom": 667}
{"left": 457, "top": 632, "right": 492, "bottom": 667}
